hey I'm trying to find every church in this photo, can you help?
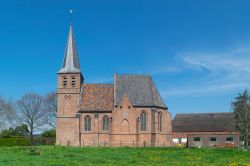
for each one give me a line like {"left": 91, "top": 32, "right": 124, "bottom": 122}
{"left": 56, "top": 23, "right": 173, "bottom": 147}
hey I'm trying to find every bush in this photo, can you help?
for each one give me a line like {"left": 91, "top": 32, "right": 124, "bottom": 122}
{"left": 0, "top": 125, "right": 29, "bottom": 138}
{"left": 28, "top": 147, "right": 41, "bottom": 155}
{"left": 33, "top": 137, "right": 55, "bottom": 146}
{"left": 0, "top": 137, "right": 31, "bottom": 147}
{"left": 41, "top": 129, "right": 56, "bottom": 138}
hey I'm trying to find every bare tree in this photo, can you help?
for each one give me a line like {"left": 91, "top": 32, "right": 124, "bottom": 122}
{"left": 43, "top": 92, "right": 57, "bottom": 128}
{"left": 0, "top": 96, "right": 14, "bottom": 130}
{"left": 16, "top": 93, "right": 46, "bottom": 142}
{"left": 0, "top": 97, "right": 5, "bottom": 130}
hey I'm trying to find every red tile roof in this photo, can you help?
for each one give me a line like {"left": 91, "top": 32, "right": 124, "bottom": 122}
{"left": 81, "top": 84, "right": 114, "bottom": 111}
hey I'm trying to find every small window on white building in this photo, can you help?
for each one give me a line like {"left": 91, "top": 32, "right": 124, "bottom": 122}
{"left": 210, "top": 137, "right": 216, "bottom": 142}
{"left": 194, "top": 137, "right": 201, "bottom": 141}
{"left": 226, "top": 137, "right": 234, "bottom": 142}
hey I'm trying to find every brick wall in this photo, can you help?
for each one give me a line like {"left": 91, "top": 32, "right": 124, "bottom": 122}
{"left": 56, "top": 74, "right": 173, "bottom": 147}
{"left": 78, "top": 95, "right": 172, "bottom": 147}
{"left": 56, "top": 73, "right": 82, "bottom": 146}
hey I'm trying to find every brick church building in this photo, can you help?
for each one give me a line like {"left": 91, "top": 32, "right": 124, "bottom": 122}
{"left": 56, "top": 23, "right": 172, "bottom": 147}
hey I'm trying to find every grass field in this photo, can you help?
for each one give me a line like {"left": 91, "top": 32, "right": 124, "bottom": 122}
{"left": 0, "top": 146, "right": 249, "bottom": 166}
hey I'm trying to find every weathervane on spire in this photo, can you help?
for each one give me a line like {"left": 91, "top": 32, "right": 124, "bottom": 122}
{"left": 69, "top": 9, "right": 73, "bottom": 24}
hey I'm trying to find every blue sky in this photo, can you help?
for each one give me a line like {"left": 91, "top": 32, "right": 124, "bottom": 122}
{"left": 1, "top": 0, "right": 250, "bottom": 116}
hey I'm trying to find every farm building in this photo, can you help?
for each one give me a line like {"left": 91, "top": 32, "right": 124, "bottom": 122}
{"left": 56, "top": 22, "right": 172, "bottom": 147}
{"left": 172, "top": 112, "right": 240, "bottom": 147}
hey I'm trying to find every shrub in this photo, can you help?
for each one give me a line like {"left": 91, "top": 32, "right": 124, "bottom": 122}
{"left": 41, "top": 129, "right": 56, "bottom": 138}
{"left": 0, "top": 137, "right": 31, "bottom": 147}
{"left": 16, "top": 137, "right": 31, "bottom": 146}
{"left": 0, "top": 125, "right": 29, "bottom": 138}
{"left": 33, "top": 137, "right": 55, "bottom": 146}
{"left": 28, "top": 147, "right": 41, "bottom": 156}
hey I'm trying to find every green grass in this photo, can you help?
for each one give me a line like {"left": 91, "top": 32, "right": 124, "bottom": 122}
{"left": 0, "top": 146, "right": 249, "bottom": 166}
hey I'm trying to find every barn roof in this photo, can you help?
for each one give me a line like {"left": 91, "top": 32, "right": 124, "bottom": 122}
{"left": 172, "top": 112, "right": 236, "bottom": 132}
{"left": 114, "top": 74, "right": 167, "bottom": 109}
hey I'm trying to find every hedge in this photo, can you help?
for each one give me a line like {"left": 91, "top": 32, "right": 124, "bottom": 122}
{"left": 0, "top": 137, "right": 31, "bottom": 147}
{"left": 33, "top": 137, "right": 55, "bottom": 146}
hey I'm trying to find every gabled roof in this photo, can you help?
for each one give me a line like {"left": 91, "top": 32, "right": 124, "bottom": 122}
{"left": 172, "top": 112, "right": 236, "bottom": 132}
{"left": 80, "top": 84, "right": 114, "bottom": 111}
{"left": 58, "top": 23, "right": 81, "bottom": 74}
{"left": 114, "top": 74, "right": 167, "bottom": 108}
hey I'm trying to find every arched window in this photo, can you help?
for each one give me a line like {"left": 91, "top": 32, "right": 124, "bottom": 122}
{"left": 71, "top": 75, "right": 76, "bottom": 87}
{"left": 140, "top": 112, "right": 147, "bottom": 131}
{"left": 158, "top": 112, "right": 162, "bottom": 132}
{"left": 84, "top": 116, "right": 91, "bottom": 131}
{"left": 103, "top": 116, "right": 109, "bottom": 131}
{"left": 63, "top": 76, "right": 67, "bottom": 87}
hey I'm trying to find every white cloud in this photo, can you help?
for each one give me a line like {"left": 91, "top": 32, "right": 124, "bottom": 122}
{"left": 157, "top": 47, "right": 250, "bottom": 96}
{"left": 181, "top": 50, "right": 250, "bottom": 73}
{"left": 161, "top": 82, "right": 249, "bottom": 97}
{"left": 150, "top": 66, "right": 183, "bottom": 75}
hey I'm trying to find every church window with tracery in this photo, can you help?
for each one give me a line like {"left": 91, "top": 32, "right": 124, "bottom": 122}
{"left": 84, "top": 115, "right": 91, "bottom": 131}
{"left": 140, "top": 112, "right": 147, "bottom": 131}
{"left": 103, "top": 116, "right": 110, "bottom": 131}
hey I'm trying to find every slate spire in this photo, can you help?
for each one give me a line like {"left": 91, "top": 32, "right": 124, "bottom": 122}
{"left": 58, "top": 21, "right": 81, "bottom": 73}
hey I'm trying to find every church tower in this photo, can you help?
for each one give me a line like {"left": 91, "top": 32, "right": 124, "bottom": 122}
{"left": 56, "top": 22, "right": 83, "bottom": 146}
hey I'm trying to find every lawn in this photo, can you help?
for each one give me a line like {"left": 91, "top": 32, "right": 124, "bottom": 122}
{"left": 0, "top": 146, "right": 249, "bottom": 166}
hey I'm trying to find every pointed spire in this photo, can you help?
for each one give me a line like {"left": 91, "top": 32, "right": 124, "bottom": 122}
{"left": 58, "top": 20, "right": 81, "bottom": 74}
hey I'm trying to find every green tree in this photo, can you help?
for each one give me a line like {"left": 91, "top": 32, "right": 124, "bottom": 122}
{"left": 0, "top": 124, "right": 29, "bottom": 138}
{"left": 41, "top": 129, "right": 56, "bottom": 138}
{"left": 232, "top": 90, "right": 250, "bottom": 149}
{"left": 13, "top": 124, "right": 29, "bottom": 137}
{"left": 0, "top": 128, "right": 14, "bottom": 138}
